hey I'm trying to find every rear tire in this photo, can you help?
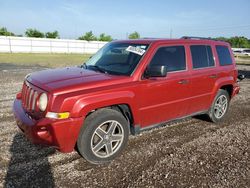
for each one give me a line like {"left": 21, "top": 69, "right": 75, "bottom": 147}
{"left": 208, "top": 89, "right": 230, "bottom": 123}
{"left": 77, "top": 108, "right": 129, "bottom": 164}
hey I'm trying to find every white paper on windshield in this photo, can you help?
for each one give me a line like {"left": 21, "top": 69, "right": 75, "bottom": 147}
{"left": 126, "top": 46, "right": 146, "bottom": 56}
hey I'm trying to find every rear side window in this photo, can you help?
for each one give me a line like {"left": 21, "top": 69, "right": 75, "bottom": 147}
{"left": 216, "top": 46, "right": 233, "bottom": 66}
{"left": 149, "top": 46, "right": 186, "bottom": 72}
{"left": 191, "top": 45, "right": 215, "bottom": 69}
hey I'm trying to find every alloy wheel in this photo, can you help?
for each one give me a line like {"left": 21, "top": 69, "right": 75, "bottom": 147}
{"left": 91, "top": 120, "right": 124, "bottom": 158}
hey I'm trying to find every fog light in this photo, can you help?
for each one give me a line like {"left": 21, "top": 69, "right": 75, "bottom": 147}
{"left": 46, "top": 112, "right": 70, "bottom": 119}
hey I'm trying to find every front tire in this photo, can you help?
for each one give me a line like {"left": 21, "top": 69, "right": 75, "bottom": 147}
{"left": 77, "top": 108, "right": 129, "bottom": 164}
{"left": 208, "top": 89, "right": 230, "bottom": 123}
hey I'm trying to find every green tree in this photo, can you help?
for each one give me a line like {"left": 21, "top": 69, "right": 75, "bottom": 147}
{"left": 45, "top": 31, "right": 59, "bottom": 39}
{"left": 78, "top": 31, "right": 97, "bottom": 41}
{"left": 228, "top": 36, "right": 250, "bottom": 48}
{"left": 25, "top": 28, "right": 45, "bottom": 38}
{"left": 128, "top": 31, "right": 140, "bottom": 39}
{"left": 214, "top": 37, "right": 229, "bottom": 42}
{"left": 214, "top": 36, "right": 250, "bottom": 48}
{"left": 98, "top": 33, "right": 112, "bottom": 41}
{"left": 0, "top": 27, "right": 15, "bottom": 36}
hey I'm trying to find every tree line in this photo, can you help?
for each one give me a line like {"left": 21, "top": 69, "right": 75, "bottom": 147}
{"left": 0, "top": 27, "right": 140, "bottom": 41}
{"left": 214, "top": 36, "right": 250, "bottom": 48}
{"left": 0, "top": 27, "right": 60, "bottom": 39}
{"left": 0, "top": 26, "right": 249, "bottom": 47}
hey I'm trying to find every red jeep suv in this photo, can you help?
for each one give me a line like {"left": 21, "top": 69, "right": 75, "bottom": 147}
{"left": 13, "top": 37, "right": 240, "bottom": 164}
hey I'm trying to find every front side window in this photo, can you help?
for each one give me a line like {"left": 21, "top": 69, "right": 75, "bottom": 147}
{"left": 191, "top": 45, "right": 215, "bottom": 69}
{"left": 149, "top": 46, "right": 186, "bottom": 72}
{"left": 84, "top": 43, "right": 149, "bottom": 75}
{"left": 216, "top": 45, "right": 233, "bottom": 66}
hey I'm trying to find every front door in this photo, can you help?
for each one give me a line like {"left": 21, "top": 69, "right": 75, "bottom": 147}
{"left": 138, "top": 45, "right": 191, "bottom": 127}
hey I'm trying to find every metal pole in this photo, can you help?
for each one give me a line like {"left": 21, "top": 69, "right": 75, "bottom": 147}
{"left": 67, "top": 41, "right": 69, "bottom": 53}
{"left": 170, "top": 29, "right": 173, "bottom": 39}
{"left": 8, "top": 37, "right": 12, "bottom": 53}
{"left": 30, "top": 38, "right": 33, "bottom": 53}
{"left": 50, "top": 40, "right": 52, "bottom": 53}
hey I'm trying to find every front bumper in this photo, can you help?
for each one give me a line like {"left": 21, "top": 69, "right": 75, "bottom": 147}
{"left": 13, "top": 99, "right": 83, "bottom": 153}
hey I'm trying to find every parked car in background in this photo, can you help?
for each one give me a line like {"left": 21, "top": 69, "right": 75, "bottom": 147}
{"left": 13, "top": 37, "right": 242, "bottom": 164}
{"left": 232, "top": 48, "right": 250, "bottom": 57}
{"left": 242, "top": 49, "right": 250, "bottom": 56}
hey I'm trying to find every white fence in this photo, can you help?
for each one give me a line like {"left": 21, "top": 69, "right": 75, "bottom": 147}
{"left": 0, "top": 36, "right": 108, "bottom": 54}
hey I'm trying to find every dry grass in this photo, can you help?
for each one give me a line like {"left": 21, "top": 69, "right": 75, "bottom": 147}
{"left": 0, "top": 53, "right": 92, "bottom": 68}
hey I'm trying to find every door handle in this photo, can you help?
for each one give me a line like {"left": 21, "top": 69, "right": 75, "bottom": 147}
{"left": 178, "top": 80, "right": 189, "bottom": 84}
{"left": 209, "top": 74, "right": 217, "bottom": 78}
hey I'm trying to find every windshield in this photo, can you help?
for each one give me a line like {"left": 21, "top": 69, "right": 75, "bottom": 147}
{"left": 83, "top": 42, "right": 149, "bottom": 75}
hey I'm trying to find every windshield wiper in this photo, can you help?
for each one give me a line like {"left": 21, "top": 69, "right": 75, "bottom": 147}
{"left": 80, "top": 63, "right": 87, "bottom": 69}
{"left": 88, "top": 65, "right": 108, "bottom": 74}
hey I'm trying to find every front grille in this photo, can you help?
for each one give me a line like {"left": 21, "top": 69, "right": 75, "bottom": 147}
{"left": 21, "top": 81, "right": 39, "bottom": 111}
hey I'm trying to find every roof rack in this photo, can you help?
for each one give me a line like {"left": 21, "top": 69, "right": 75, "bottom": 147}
{"left": 141, "top": 37, "right": 162, "bottom": 39}
{"left": 181, "top": 36, "right": 217, "bottom": 41}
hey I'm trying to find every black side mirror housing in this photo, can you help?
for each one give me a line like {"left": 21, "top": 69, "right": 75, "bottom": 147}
{"left": 145, "top": 65, "right": 167, "bottom": 78}
{"left": 237, "top": 74, "right": 245, "bottom": 81}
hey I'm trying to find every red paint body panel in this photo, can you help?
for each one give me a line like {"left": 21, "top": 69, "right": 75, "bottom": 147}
{"left": 13, "top": 99, "right": 83, "bottom": 152}
{"left": 13, "top": 39, "right": 240, "bottom": 152}
{"left": 138, "top": 71, "right": 191, "bottom": 126}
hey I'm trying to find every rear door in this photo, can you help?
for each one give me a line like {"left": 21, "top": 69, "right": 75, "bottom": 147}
{"left": 188, "top": 44, "right": 218, "bottom": 113}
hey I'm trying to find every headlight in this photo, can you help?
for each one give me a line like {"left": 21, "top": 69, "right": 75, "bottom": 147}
{"left": 25, "top": 73, "right": 31, "bottom": 79}
{"left": 38, "top": 93, "right": 48, "bottom": 111}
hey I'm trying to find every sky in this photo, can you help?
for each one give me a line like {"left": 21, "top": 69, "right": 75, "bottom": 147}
{"left": 0, "top": 0, "right": 250, "bottom": 39}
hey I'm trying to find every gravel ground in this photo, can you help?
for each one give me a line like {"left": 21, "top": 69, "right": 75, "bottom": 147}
{"left": 0, "top": 64, "right": 249, "bottom": 188}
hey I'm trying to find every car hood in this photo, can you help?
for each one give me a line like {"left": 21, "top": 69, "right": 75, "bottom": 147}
{"left": 27, "top": 66, "right": 129, "bottom": 93}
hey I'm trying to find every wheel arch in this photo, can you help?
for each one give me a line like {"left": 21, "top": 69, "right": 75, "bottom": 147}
{"left": 70, "top": 91, "right": 139, "bottom": 122}
{"left": 210, "top": 77, "right": 234, "bottom": 105}
{"left": 83, "top": 104, "right": 135, "bottom": 127}
{"left": 220, "top": 84, "right": 233, "bottom": 98}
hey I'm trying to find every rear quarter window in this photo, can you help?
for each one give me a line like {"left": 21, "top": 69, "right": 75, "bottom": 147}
{"left": 216, "top": 46, "right": 233, "bottom": 66}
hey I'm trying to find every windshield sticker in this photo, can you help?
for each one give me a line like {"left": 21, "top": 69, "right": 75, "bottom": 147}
{"left": 126, "top": 46, "right": 146, "bottom": 56}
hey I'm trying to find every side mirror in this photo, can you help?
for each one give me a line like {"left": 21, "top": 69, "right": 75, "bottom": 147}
{"left": 145, "top": 65, "right": 167, "bottom": 78}
{"left": 238, "top": 74, "right": 245, "bottom": 81}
